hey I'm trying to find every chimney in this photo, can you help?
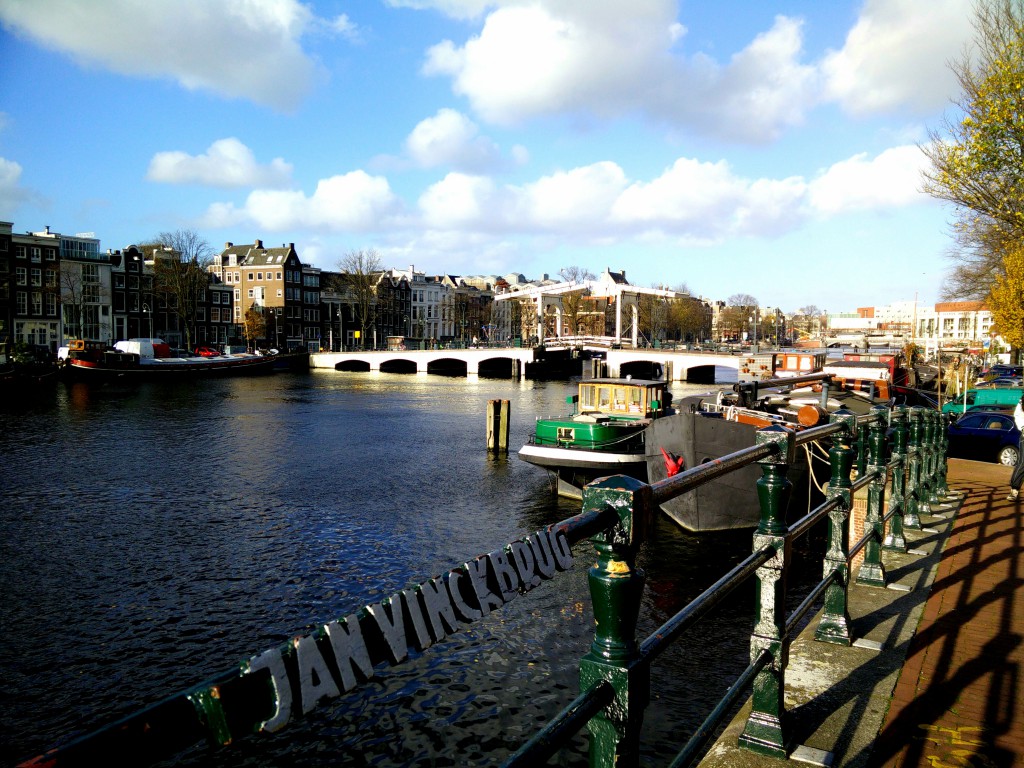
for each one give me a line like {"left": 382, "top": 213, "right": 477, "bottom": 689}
{"left": 288, "top": 243, "right": 294, "bottom": 250}
{"left": 254, "top": 239, "right": 263, "bottom": 249}
{"left": 225, "top": 241, "right": 233, "bottom": 248}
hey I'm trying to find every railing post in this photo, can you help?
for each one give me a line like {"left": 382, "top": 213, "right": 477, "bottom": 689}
{"left": 883, "top": 406, "right": 908, "bottom": 552}
{"left": 578, "top": 475, "right": 653, "bottom": 768}
{"left": 816, "top": 408, "right": 856, "bottom": 646}
{"left": 855, "top": 416, "right": 868, "bottom": 479}
{"left": 739, "top": 424, "right": 794, "bottom": 758}
{"left": 856, "top": 406, "right": 889, "bottom": 587}
{"left": 930, "top": 411, "right": 950, "bottom": 500}
{"left": 904, "top": 407, "right": 924, "bottom": 529}
{"left": 938, "top": 411, "right": 951, "bottom": 495}
{"left": 919, "top": 409, "right": 936, "bottom": 514}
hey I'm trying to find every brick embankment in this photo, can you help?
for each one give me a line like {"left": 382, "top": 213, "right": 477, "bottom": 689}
{"left": 697, "top": 458, "right": 1023, "bottom": 768}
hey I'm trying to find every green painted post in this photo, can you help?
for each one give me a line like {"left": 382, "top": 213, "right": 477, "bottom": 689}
{"left": 855, "top": 417, "right": 868, "bottom": 479}
{"left": 936, "top": 411, "right": 950, "bottom": 496}
{"left": 816, "top": 408, "right": 856, "bottom": 646}
{"left": 931, "top": 410, "right": 950, "bottom": 499}
{"left": 739, "top": 424, "right": 794, "bottom": 758}
{"left": 856, "top": 406, "right": 888, "bottom": 587}
{"left": 883, "top": 406, "right": 908, "bottom": 552}
{"left": 918, "top": 409, "right": 936, "bottom": 515}
{"left": 904, "top": 407, "right": 923, "bottom": 529}
{"left": 578, "top": 475, "right": 653, "bottom": 768}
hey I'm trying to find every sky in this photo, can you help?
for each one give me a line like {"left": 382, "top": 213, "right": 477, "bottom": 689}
{"left": 0, "top": 0, "right": 978, "bottom": 314}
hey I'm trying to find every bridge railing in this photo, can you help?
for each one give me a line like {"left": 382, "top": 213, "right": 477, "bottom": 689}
{"left": 16, "top": 406, "right": 951, "bottom": 768}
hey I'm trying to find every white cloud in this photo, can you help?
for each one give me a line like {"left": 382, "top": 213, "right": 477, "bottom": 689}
{"left": 418, "top": 0, "right": 971, "bottom": 141}
{"left": 404, "top": 109, "right": 502, "bottom": 171}
{"left": 201, "top": 144, "right": 930, "bottom": 247}
{"left": 808, "top": 145, "right": 929, "bottom": 214}
{"left": 203, "top": 170, "right": 402, "bottom": 231}
{"left": 0, "top": 0, "right": 335, "bottom": 111}
{"left": 0, "top": 156, "right": 32, "bottom": 211}
{"left": 421, "top": 3, "right": 819, "bottom": 142}
{"left": 147, "top": 138, "right": 293, "bottom": 188}
{"left": 822, "top": 0, "right": 973, "bottom": 116}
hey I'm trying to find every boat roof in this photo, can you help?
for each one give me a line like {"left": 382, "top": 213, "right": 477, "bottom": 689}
{"left": 581, "top": 378, "right": 666, "bottom": 387}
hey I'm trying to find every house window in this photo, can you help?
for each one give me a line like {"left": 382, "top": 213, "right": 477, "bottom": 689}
{"left": 211, "top": 307, "right": 220, "bottom": 322}
{"left": 46, "top": 294, "right": 57, "bottom": 316}
{"left": 197, "top": 306, "right": 206, "bottom": 321}
{"left": 45, "top": 248, "right": 56, "bottom": 261}
{"left": 247, "top": 289, "right": 254, "bottom": 298}
{"left": 115, "top": 274, "right": 125, "bottom": 288}
{"left": 234, "top": 288, "right": 240, "bottom": 301}
{"left": 16, "top": 292, "right": 27, "bottom": 314}
{"left": 15, "top": 267, "right": 26, "bottom": 285}
{"left": 257, "top": 272, "right": 263, "bottom": 280}
{"left": 248, "top": 272, "right": 254, "bottom": 281}
{"left": 234, "top": 272, "right": 240, "bottom": 282}
{"left": 276, "top": 271, "right": 282, "bottom": 280}
{"left": 30, "top": 268, "right": 41, "bottom": 286}
{"left": 31, "top": 247, "right": 41, "bottom": 262}
{"left": 31, "top": 292, "right": 42, "bottom": 314}
{"left": 15, "top": 245, "right": 26, "bottom": 259}
{"left": 277, "top": 289, "right": 283, "bottom": 298}
{"left": 211, "top": 292, "right": 220, "bottom": 304}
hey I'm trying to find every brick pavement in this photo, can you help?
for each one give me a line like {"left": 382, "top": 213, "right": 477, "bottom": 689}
{"left": 869, "top": 458, "right": 1024, "bottom": 768}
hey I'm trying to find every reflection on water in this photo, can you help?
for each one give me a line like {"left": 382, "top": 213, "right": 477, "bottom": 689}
{"left": 0, "top": 370, "right": 817, "bottom": 767}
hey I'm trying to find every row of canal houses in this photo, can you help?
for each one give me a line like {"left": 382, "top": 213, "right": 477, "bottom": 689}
{"left": 3, "top": 221, "right": 676, "bottom": 355}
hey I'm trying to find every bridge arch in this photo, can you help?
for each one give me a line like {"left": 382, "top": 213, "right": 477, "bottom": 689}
{"left": 335, "top": 359, "right": 371, "bottom": 372}
{"left": 379, "top": 358, "right": 418, "bottom": 374}
{"left": 427, "top": 357, "right": 469, "bottom": 377}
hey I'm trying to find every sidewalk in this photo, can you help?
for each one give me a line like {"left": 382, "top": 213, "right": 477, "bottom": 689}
{"left": 870, "top": 458, "right": 1023, "bottom": 768}
{"left": 698, "top": 458, "right": 1023, "bottom": 768}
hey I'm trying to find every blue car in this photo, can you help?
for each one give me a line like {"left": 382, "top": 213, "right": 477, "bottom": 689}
{"left": 947, "top": 411, "right": 1020, "bottom": 466}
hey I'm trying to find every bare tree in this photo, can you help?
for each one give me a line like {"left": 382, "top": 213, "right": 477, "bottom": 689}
{"left": 150, "top": 229, "right": 215, "bottom": 350}
{"left": 337, "top": 249, "right": 382, "bottom": 349}
{"left": 557, "top": 265, "right": 595, "bottom": 337}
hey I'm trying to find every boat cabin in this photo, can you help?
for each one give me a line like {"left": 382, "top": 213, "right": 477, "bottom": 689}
{"left": 571, "top": 378, "right": 671, "bottom": 421}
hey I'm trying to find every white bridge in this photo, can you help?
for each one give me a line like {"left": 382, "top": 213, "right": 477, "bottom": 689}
{"left": 310, "top": 346, "right": 749, "bottom": 381}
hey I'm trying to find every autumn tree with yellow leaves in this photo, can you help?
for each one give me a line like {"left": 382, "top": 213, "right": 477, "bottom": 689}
{"left": 989, "top": 243, "right": 1024, "bottom": 351}
{"left": 921, "top": 0, "right": 1024, "bottom": 306}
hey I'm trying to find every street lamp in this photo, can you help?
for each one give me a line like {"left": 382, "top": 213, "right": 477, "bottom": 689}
{"left": 142, "top": 303, "right": 151, "bottom": 339}
{"left": 748, "top": 309, "right": 759, "bottom": 353}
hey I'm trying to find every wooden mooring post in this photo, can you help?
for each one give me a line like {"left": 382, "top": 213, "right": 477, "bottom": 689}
{"left": 487, "top": 399, "right": 510, "bottom": 453}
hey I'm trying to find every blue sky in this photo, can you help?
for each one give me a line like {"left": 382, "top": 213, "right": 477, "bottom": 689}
{"left": 0, "top": 0, "right": 974, "bottom": 313}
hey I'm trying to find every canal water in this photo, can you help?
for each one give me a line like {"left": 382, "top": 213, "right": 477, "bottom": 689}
{"left": 0, "top": 370, "right": 822, "bottom": 767}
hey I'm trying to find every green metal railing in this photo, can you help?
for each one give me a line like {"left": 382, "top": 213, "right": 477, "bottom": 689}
{"left": 505, "top": 404, "right": 951, "bottom": 767}
{"left": 17, "top": 406, "right": 952, "bottom": 768}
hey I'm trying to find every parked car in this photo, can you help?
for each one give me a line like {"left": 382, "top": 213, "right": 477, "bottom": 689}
{"left": 980, "top": 364, "right": 1023, "bottom": 381}
{"left": 946, "top": 411, "right": 1020, "bottom": 466}
{"left": 194, "top": 346, "right": 221, "bottom": 357}
{"left": 975, "top": 377, "right": 1024, "bottom": 389}
{"left": 941, "top": 387, "right": 1024, "bottom": 414}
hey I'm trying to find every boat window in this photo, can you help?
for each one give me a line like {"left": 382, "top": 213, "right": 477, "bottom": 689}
{"left": 597, "top": 387, "right": 611, "bottom": 410}
{"left": 627, "top": 388, "right": 643, "bottom": 413}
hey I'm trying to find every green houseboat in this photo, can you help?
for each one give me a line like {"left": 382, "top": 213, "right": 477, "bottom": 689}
{"left": 518, "top": 378, "right": 674, "bottom": 498}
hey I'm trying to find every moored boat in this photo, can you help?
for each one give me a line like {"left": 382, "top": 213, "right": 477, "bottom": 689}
{"left": 63, "top": 338, "right": 279, "bottom": 380}
{"left": 645, "top": 371, "right": 894, "bottom": 532}
{"left": 518, "top": 377, "right": 674, "bottom": 498}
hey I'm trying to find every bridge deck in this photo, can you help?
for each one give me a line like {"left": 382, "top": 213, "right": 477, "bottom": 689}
{"left": 698, "top": 458, "right": 1023, "bottom": 768}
